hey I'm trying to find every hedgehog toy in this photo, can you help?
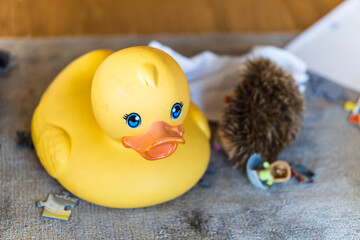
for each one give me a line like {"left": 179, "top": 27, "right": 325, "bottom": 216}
{"left": 218, "top": 58, "right": 305, "bottom": 169}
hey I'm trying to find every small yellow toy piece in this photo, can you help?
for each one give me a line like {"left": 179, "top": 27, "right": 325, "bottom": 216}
{"left": 32, "top": 47, "right": 211, "bottom": 208}
{"left": 344, "top": 101, "right": 356, "bottom": 112}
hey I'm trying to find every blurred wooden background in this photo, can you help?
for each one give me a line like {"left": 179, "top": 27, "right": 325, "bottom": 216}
{"left": 0, "top": 0, "right": 343, "bottom": 37}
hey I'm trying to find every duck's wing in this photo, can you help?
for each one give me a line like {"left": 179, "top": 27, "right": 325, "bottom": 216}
{"left": 188, "top": 101, "right": 211, "bottom": 139}
{"left": 31, "top": 50, "right": 113, "bottom": 178}
{"left": 32, "top": 107, "right": 70, "bottom": 179}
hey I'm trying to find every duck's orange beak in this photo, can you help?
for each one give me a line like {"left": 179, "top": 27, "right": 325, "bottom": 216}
{"left": 122, "top": 121, "right": 185, "bottom": 160}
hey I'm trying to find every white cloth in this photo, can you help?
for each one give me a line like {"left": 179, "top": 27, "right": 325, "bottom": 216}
{"left": 149, "top": 41, "right": 308, "bottom": 121}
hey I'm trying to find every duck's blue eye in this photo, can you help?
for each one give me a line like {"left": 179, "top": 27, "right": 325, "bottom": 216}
{"left": 171, "top": 103, "right": 183, "bottom": 120}
{"left": 125, "top": 113, "right": 141, "bottom": 129}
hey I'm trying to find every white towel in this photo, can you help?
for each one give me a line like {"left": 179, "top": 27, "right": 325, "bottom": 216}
{"left": 149, "top": 41, "right": 308, "bottom": 121}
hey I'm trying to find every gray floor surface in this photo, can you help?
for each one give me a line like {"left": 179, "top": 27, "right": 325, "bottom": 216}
{"left": 1, "top": 34, "right": 360, "bottom": 239}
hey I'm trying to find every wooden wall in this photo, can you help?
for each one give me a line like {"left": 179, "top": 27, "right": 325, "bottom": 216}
{"left": 0, "top": 0, "right": 343, "bottom": 37}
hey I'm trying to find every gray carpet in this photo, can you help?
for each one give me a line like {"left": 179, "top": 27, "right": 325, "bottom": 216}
{"left": 1, "top": 35, "right": 360, "bottom": 239}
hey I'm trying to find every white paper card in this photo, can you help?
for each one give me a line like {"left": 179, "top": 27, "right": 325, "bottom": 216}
{"left": 286, "top": 0, "right": 360, "bottom": 92}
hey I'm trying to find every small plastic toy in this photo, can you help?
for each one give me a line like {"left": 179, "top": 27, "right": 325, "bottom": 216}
{"left": 246, "top": 154, "right": 291, "bottom": 190}
{"left": 344, "top": 97, "right": 360, "bottom": 126}
{"left": 258, "top": 162, "right": 274, "bottom": 186}
{"left": 36, "top": 193, "right": 78, "bottom": 221}
{"left": 291, "top": 165, "right": 315, "bottom": 183}
{"left": 31, "top": 47, "right": 210, "bottom": 208}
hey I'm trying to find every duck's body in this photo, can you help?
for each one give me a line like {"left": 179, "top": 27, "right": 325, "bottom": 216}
{"left": 32, "top": 48, "right": 210, "bottom": 208}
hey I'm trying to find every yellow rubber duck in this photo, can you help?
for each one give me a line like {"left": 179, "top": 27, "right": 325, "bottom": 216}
{"left": 31, "top": 47, "right": 211, "bottom": 208}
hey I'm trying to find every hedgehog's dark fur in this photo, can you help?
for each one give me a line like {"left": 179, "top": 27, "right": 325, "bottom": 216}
{"left": 218, "top": 58, "right": 304, "bottom": 169}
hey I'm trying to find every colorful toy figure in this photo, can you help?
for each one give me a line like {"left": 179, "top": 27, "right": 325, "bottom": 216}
{"left": 344, "top": 98, "right": 360, "bottom": 126}
{"left": 258, "top": 162, "right": 274, "bottom": 186}
{"left": 246, "top": 154, "right": 291, "bottom": 190}
{"left": 31, "top": 47, "right": 211, "bottom": 208}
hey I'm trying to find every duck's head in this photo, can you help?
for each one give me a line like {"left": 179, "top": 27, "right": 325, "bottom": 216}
{"left": 91, "top": 46, "right": 190, "bottom": 160}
